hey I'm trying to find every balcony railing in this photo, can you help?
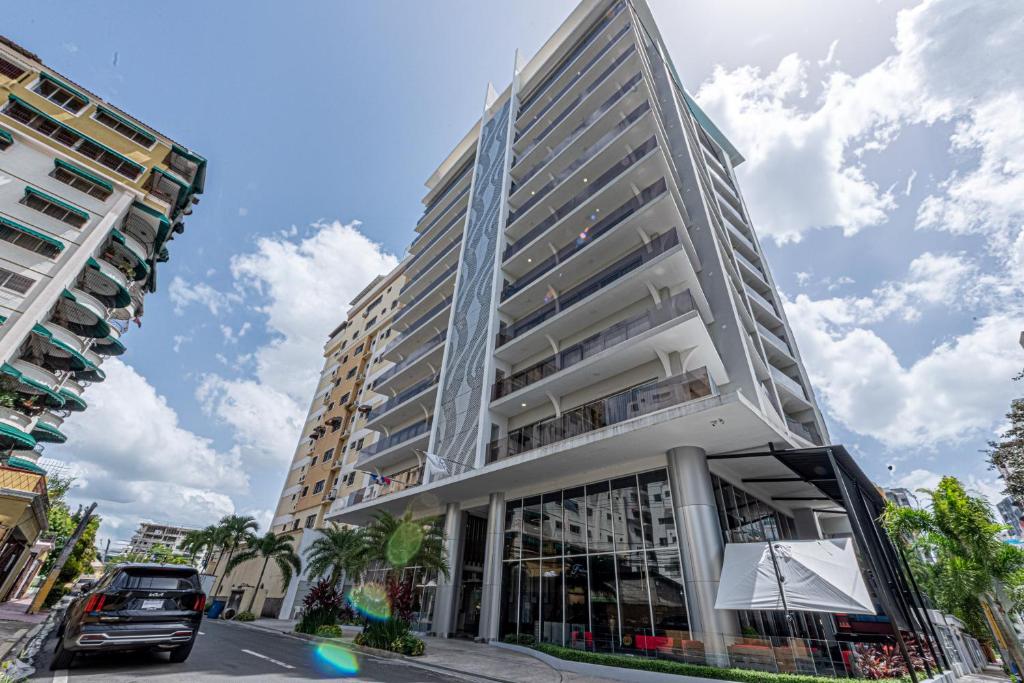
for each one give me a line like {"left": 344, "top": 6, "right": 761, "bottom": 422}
{"left": 393, "top": 262, "right": 457, "bottom": 325}
{"left": 505, "top": 134, "right": 657, "bottom": 259}
{"left": 518, "top": 0, "right": 626, "bottom": 113}
{"left": 405, "top": 215, "right": 464, "bottom": 281}
{"left": 514, "top": 72, "right": 646, "bottom": 190}
{"left": 517, "top": 44, "right": 637, "bottom": 159}
{"left": 493, "top": 290, "right": 694, "bottom": 399}
{"left": 757, "top": 322, "right": 793, "bottom": 358}
{"left": 497, "top": 229, "right": 679, "bottom": 347}
{"left": 372, "top": 332, "right": 446, "bottom": 389}
{"left": 419, "top": 157, "right": 473, "bottom": 220}
{"left": 502, "top": 178, "right": 666, "bottom": 300}
{"left": 360, "top": 418, "right": 432, "bottom": 458}
{"left": 341, "top": 464, "right": 425, "bottom": 508}
{"left": 385, "top": 296, "right": 452, "bottom": 354}
{"left": 787, "top": 418, "right": 823, "bottom": 446}
{"left": 487, "top": 368, "right": 714, "bottom": 463}
{"left": 416, "top": 184, "right": 470, "bottom": 238}
{"left": 516, "top": 21, "right": 633, "bottom": 142}
{"left": 368, "top": 374, "right": 439, "bottom": 421}
{"left": 509, "top": 101, "right": 650, "bottom": 219}
{"left": 745, "top": 285, "right": 780, "bottom": 319}
{"left": 771, "top": 365, "right": 807, "bottom": 400}
{"left": 734, "top": 250, "right": 766, "bottom": 282}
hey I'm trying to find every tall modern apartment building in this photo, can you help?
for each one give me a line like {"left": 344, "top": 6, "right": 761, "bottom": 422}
{"left": 313, "top": 2, "right": 948, "bottom": 675}
{"left": 0, "top": 37, "right": 205, "bottom": 597}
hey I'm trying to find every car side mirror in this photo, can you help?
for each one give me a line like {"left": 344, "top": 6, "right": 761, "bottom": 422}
{"left": 79, "top": 581, "right": 95, "bottom": 593}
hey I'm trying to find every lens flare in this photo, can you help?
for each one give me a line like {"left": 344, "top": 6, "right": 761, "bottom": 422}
{"left": 386, "top": 521, "right": 423, "bottom": 566}
{"left": 314, "top": 642, "right": 359, "bottom": 676}
{"left": 347, "top": 582, "right": 391, "bottom": 621}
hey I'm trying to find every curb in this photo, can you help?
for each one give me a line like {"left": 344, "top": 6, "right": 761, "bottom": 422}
{"left": 0, "top": 611, "right": 59, "bottom": 681}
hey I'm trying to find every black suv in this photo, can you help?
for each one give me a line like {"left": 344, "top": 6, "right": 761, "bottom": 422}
{"left": 52, "top": 563, "right": 205, "bottom": 670}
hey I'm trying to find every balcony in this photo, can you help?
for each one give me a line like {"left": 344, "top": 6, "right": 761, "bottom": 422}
{"left": 0, "top": 406, "right": 35, "bottom": 450}
{"left": 505, "top": 135, "right": 659, "bottom": 259}
{"left": 365, "top": 374, "right": 440, "bottom": 431}
{"left": 488, "top": 368, "right": 714, "bottom": 464}
{"left": 383, "top": 296, "right": 452, "bottom": 360}
{"left": 757, "top": 322, "right": 794, "bottom": 362}
{"left": 412, "top": 186, "right": 470, "bottom": 255}
{"left": 31, "top": 411, "right": 66, "bottom": 444}
{"left": 496, "top": 230, "right": 689, "bottom": 364}
{"left": 417, "top": 158, "right": 472, "bottom": 231}
{"left": 787, "top": 418, "right": 823, "bottom": 446}
{"left": 770, "top": 365, "right": 809, "bottom": 406}
{"left": 371, "top": 331, "right": 446, "bottom": 393}
{"left": 335, "top": 463, "right": 425, "bottom": 512}
{"left": 392, "top": 261, "right": 457, "bottom": 327}
{"left": 502, "top": 178, "right": 668, "bottom": 304}
{"left": 104, "top": 229, "right": 150, "bottom": 282}
{"left": 403, "top": 234, "right": 462, "bottom": 298}
{"left": 356, "top": 418, "right": 431, "bottom": 471}
{"left": 79, "top": 257, "right": 131, "bottom": 309}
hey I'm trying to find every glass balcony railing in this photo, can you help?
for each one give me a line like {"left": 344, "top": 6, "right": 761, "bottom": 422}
{"left": 487, "top": 367, "right": 714, "bottom": 463}
{"left": 505, "top": 135, "right": 658, "bottom": 259}
{"left": 406, "top": 209, "right": 466, "bottom": 279}
{"left": 415, "top": 184, "right": 470, "bottom": 238}
{"left": 745, "top": 284, "right": 780, "bottom": 319}
{"left": 509, "top": 101, "right": 650, "bottom": 219}
{"left": 518, "top": 46, "right": 638, "bottom": 161}
{"left": 787, "top": 418, "right": 823, "bottom": 445}
{"left": 757, "top": 322, "right": 793, "bottom": 357}
{"left": 385, "top": 297, "right": 452, "bottom": 354}
{"left": 516, "top": 22, "right": 632, "bottom": 142}
{"left": 341, "top": 464, "right": 425, "bottom": 508}
{"left": 372, "top": 332, "right": 446, "bottom": 389}
{"left": 518, "top": 1, "right": 626, "bottom": 113}
{"left": 419, "top": 157, "right": 473, "bottom": 220}
{"left": 368, "top": 374, "right": 439, "bottom": 421}
{"left": 771, "top": 365, "right": 807, "bottom": 400}
{"left": 513, "top": 72, "right": 645, "bottom": 190}
{"left": 359, "top": 418, "right": 431, "bottom": 459}
{"left": 393, "top": 262, "right": 457, "bottom": 325}
{"left": 502, "top": 178, "right": 665, "bottom": 300}
{"left": 727, "top": 222, "right": 757, "bottom": 255}
{"left": 734, "top": 250, "right": 766, "bottom": 282}
{"left": 493, "top": 290, "right": 694, "bottom": 399}
{"left": 497, "top": 229, "right": 679, "bottom": 347}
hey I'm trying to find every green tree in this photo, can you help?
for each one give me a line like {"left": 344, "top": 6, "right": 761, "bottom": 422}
{"left": 989, "top": 397, "right": 1024, "bottom": 502}
{"left": 212, "top": 515, "right": 258, "bottom": 597}
{"left": 40, "top": 475, "right": 76, "bottom": 576}
{"left": 181, "top": 525, "right": 220, "bottom": 568}
{"left": 362, "top": 509, "right": 448, "bottom": 578}
{"left": 305, "top": 525, "right": 366, "bottom": 587}
{"left": 225, "top": 532, "right": 301, "bottom": 613}
{"left": 150, "top": 543, "right": 191, "bottom": 565}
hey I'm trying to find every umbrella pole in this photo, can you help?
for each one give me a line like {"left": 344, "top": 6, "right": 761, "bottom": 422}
{"left": 766, "top": 540, "right": 801, "bottom": 672}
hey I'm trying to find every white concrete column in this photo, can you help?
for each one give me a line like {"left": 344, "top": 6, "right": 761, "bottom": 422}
{"left": 793, "top": 508, "right": 823, "bottom": 539}
{"left": 666, "top": 446, "right": 739, "bottom": 667}
{"left": 477, "top": 492, "right": 505, "bottom": 642}
{"left": 432, "top": 502, "right": 463, "bottom": 637}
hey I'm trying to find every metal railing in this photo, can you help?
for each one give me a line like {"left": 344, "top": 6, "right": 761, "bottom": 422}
{"left": 487, "top": 368, "right": 713, "bottom": 463}
{"left": 493, "top": 290, "right": 694, "bottom": 399}
{"left": 368, "top": 374, "right": 439, "bottom": 421}
{"left": 787, "top": 418, "right": 823, "bottom": 445}
{"left": 385, "top": 296, "right": 452, "bottom": 355}
{"left": 394, "top": 262, "right": 457, "bottom": 325}
{"left": 405, "top": 220, "right": 464, "bottom": 283}
{"left": 372, "top": 332, "right": 446, "bottom": 389}
{"left": 498, "top": 230, "right": 679, "bottom": 347}
{"left": 359, "top": 418, "right": 431, "bottom": 459}
{"left": 771, "top": 365, "right": 807, "bottom": 400}
{"left": 757, "top": 322, "right": 792, "bottom": 357}
{"left": 341, "top": 464, "right": 425, "bottom": 509}
{"left": 502, "top": 178, "right": 666, "bottom": 300}
{"left": 505, "top": 134, "right": 657, "bottom": 259}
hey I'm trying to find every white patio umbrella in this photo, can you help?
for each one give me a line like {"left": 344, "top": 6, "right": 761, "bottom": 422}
{"left": 714, "top": 538, "right": 875, "bottom": 614}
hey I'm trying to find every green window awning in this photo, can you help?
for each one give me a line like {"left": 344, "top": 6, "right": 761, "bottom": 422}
{"left": 93, "top": 333, "right": 126, "bottom": 357}
{"left": 110, "top": 228, "right": 150, "bottom": 274}
{"left": 0, "top": 127, "right": 12, "bottom": 145}
{"left": 24, "top": 186, "right": 89, "bottom": 222}
{"left": 4, "top": 455, "right": 46, "bottom": 475}
{"left": 39, "top": 72, "right": 89, "bottom": 105}
{"left": 171, "top": 144, "right": 207, "bottom": 194}
{"left": 31, "top": 421, "right": 66, "bottom": 444}
{"left": 6, "top": 95, "right": 145, "bottom": 177}
{"left": 96, "top": 106, "right": 156, "bottom": 145}
{"left": 30, "top": 324, "right": 91, "bottom": 371}
{"left": 0, "top": 216, "right": 65, "bottom": 252}
{"left": 0, "top": 425, "right": 36, "bottom": 452}
{"left": 54, "top": 159, "right": 113, "bottom": 192}
{"left": 58, "top": 388, "right": 87, "bottom": 411}
{"left": 0, "top": 363, "right": 65, "bottom": 409}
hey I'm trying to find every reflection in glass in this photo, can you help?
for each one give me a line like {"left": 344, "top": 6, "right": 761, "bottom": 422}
{"left": 588, "top": 554, "right": 618, "bottom": 650}
{"left": 563, "top": 486, "right": 587, "bottom": 555}
{"left": 639, "top": 470, "right": 676, "bottom": 548}
{"left": 611, "top": 475, "right": 643, "bottom": 552}
{"left": 503, "top": 499, "right": 522, "bottom": 560}
{"left": 647, "top": 549, "right": 689, "bottom": 636}
{"left": 519, "top": 560, "right": 541, "bottom": 640}
{"left": 564, "top": 556, "right": 589, "bottom": 648}
{"left": 540, "top": 559, "right": 563, "bottom": 645}
{"left": 586, "top": 481, "right": 613, "bottom": 553}
{"left": 500, "top": 561, "right": 520, "bottom": 638}
{"left": 617, "top": 552, "right": 652, "bottom": 647}
{"left": 542, "top": 492, "right": 564, "bottom": 556}
{"left": 522, "top": 496, "right": 542, "bottom": 559}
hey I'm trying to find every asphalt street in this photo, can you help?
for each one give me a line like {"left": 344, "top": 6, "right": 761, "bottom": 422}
{"left": 31, "top": 619, "right": 471, "bottom": 682}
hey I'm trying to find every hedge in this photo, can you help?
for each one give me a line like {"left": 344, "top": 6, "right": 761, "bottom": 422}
{"left": 531, "top": 644, "right": 904, "bottom": 683}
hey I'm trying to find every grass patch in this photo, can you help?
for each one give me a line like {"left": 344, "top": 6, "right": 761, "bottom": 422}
{"left": 531, "top": 644, "right": 899, "bottom": 683}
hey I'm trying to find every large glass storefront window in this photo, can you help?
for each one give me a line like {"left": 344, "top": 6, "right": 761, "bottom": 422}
{"left": 500, "top": 468, "right": 690, "bottom": 654}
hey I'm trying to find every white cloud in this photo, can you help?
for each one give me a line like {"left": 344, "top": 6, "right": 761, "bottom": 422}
{"left": 894, "top": 468, "right": 1005, "bottom": 510}
{"left": 56, "top": 359, "right": 243, "bottom": 537}
{"left": 172, "top": 334, "right": 191, "bottom": 353}
{"left": 168, "top": 276, "right": 239, "bottom": 316}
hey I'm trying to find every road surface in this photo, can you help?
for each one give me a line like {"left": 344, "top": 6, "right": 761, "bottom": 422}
{"left": 31, "top": 619, "right": 472, "bottom": 681}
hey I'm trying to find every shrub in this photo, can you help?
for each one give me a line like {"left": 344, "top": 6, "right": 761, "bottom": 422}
{"left": 386, "top": 576, "right": 415, "bottom": 623}
{"left": 234, "top": 611, "right": 255, "bottom": 622}
{"left": 42, "top": 585, "right": 69, "bottom": 609}
{"left": 355, "top": 617, "right": 409, "bottom": 650}
{"left": 296, "top": 579, "right": 344, "bottom": 634}
{"left": 391, "top": 632, "right": 425, "bottom": 656}
{"left": 316, "top": 624, "right": 344, "bottom": 638}
{"left": 531, "top": 644, "right": 891, "bottom": 683}
{"left": 503, "top": 633, "right": 536, "bottom": 646}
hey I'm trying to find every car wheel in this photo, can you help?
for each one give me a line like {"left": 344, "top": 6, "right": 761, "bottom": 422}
{"left": 168, "top": 637, "right": 195, "bottom": 664}
{"left": 50, "top": 640, "right": 74, "bottom": 670}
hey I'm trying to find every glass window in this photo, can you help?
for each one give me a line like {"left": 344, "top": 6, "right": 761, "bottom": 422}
{"left": 647, "top": 549, "right": 689, "bottom": 637}
{"left": 503, "top": 499, "right": 522, "bottom": 560}
{"left": 564, "top": 556, "right": 590, "bottom": 648}
{"left": 541, "top": 492, "right": 563, "bottom": 556}
{"left": 499, "top": 562, "right": 519, "bottom": 639}
{"left": 639, "top": 470, "right": 676, "bottom": 548}
{"left": 540, "top": 558, "right": 563, "bottom": 645}
{"left": 563, "top": 486, "right": 587, "bottom": 555}
{"left": 611, "top": 476, "right": 644, "bottom": 552}
{"left": 585, "top": 481, "right": 613, "bottom": 553}
{"left": 588, "top": 554, "right": 618, "bottom": 651}
{"left": 616, "top": 552, "right": 652, "bottom": 649}
{"left": 522, "top": 496, "right": 542, "bottom": 560}
{"left": 519, "top": 560, "right": 541, "bottom": 640}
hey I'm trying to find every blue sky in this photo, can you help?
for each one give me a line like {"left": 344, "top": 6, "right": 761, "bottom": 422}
{"left": 5, "top": 0, "right": 1022, "bottom": 546}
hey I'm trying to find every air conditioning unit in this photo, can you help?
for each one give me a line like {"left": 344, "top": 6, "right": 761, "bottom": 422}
{"left": 326, "top": 491, "right": 337, "bottom": 501}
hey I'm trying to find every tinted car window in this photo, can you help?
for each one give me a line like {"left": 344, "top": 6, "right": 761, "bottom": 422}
{"left": 116, "top": 571, "right": 198, "bottom": 591}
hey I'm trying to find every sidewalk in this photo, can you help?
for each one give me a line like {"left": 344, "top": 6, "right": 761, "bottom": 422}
{"left": 958, "top": 665, "right": 1013, "bottom": 683}
{"left": 0, "top": 597, "right": 48, "bottom": 660}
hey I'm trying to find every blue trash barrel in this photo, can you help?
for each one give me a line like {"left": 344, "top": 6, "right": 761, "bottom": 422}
{"left": 207, "top": 599, "right": 226, "bottom": 620}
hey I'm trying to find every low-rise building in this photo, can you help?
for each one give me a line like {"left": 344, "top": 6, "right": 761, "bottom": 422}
{"left": 125, "top": 521, "right": 196, "bottom": 558}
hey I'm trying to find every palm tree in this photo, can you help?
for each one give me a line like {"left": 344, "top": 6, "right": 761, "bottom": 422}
{"left": 362, "top": 509, "right": 449, "bottom": 578}
{"left": 212, "top": 515, "right": 258, "bottom": 597}
{"left": 226, "top": 532, "right": 302, "bottom": 613}
{"left": 305, "top": 525, "right": 366, "bottom": 587}
{"left": 181, "top": 525, "right": 219, "bottom": 568}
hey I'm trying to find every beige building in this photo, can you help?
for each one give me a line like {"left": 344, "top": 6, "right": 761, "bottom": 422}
{"left": 209, "top": 265, "right": 405, "bottom": 618}
{"left": 125, "top": 521, "right": 196, "bottom": 558}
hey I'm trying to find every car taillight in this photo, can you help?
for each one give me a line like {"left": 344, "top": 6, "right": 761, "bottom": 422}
{"left": 84, "top": 594, "right": 106, "bottom": 613}
{"left": 192, "top": 594, "right": 206, "bottom": 612}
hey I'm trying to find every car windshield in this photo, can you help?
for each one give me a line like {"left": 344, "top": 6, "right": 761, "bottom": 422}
{"left": 117, "top": 570, "right": 197, "bottom": 591}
